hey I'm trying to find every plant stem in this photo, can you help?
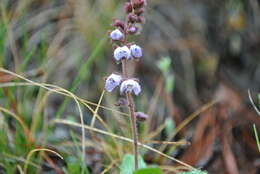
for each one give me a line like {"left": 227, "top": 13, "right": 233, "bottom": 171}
{"left": 126, "top": 92, "right": 139, "bottom": 169}
{"left": 121, "top": 59, "right": 139, "bottom": 169}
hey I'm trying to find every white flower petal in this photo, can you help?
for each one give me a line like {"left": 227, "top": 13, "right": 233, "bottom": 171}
{"left": 105, "top": 73, "right": 122, "bottom": 92}
{"left": 110, "top": 29, "right": 124, "bottom": 41}
{"left": 120, "top": 79, "right": 141, "bottom": 95}
{"left": 130, "top": 44, "right": 142, "bottom": 58}
{"left": 114, "top": 46, "right": 131, "bottom": 61}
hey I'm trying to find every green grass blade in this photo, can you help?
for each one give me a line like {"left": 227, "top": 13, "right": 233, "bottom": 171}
{"left": 253, "top": 124, "right": 260, "bottom": 153}
{"left": 55, "top": 36, "right": 108, "bottom": 119}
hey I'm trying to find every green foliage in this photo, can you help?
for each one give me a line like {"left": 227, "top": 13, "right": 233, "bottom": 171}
{"left": 55, "top": 37, "right": 108, "bottom": 119}
{"left": 165, "top": 74, "right": 175, "bottom": 93}
{"left": 134, "top": 167, "right": 163, "bottom": 174}
{"left": 120, "top": 154, "right": 147, "bottom": 174}
{"left": 157, "top": 57, "right": 171, "bottom": 75}
{"left": 157, "top": 57, "right": 175, "bottom": 93}
{"left": 180, "top": 170, "right": 207, "bottom": 174}
{"left": 65, "top": 157, "right": 90, "bottom": 174}
{"left": 165, "top": 117, "right": 175, "bottom": 137}
{"left": 253, "top": 124, "right": 260, "bottom": 153}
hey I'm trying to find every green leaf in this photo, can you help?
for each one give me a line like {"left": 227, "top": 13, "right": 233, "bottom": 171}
{"left": 165, "top": 75, "right": 175, "bottom": 93}
{"left": 180, "top": 170, "right": 207, "bottom": 174}
{"left": 253, "top": 124, "right": 260, "bottom": 153}
{"left": 120, "top": 154, "right": 147, "bottom": 174}
{"left": 157, "top": 57, "right": 171, "bottom": 75}
{"left": 165, "top": 118, "right": 175, "bottom": 138}
{"left": 134, "top": 167, "right": 163, "bottom": 174}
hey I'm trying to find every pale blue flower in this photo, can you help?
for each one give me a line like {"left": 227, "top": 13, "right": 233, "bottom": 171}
{"left": 110, "top": 29, "right": 124, "bottom": 41}
{"left": 120, "top": 79, "right": 141, "bottom": 95}
{"left": 105, "top": 73, "right": 122, "bottom": 92}
{"left": 114, "top": 46, "right": 131, "bottom": 61}
{"left": 130, "top": 44, "right": 142, "bottom": 58}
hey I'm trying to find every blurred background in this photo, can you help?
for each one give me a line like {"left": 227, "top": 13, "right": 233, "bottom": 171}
{"left": 0, "top": 0, "right": 260, "bottom": 173}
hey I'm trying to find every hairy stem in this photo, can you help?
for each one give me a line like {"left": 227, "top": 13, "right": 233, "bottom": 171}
{"left": 121, "top": 59, "right": 139, "bottom": 169}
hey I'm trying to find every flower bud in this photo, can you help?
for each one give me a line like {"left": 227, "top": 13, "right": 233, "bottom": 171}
{"left": 105, "top": 73, "right": 122, "bottom": 92}
{"left": 112, "top": 19, "right": 125, "bottom": 30}
{"left": 134, "top": 8, "right": 145, "bottom": 16}
{"left": 124, "top": 2, "right": 133, "bottom": 13}
{"left": 109, "top": 29, "right": 124, "bottom": 41}
{"left": 120, "top": 79, "right": 141, "bottom": 95}
{"left": 114, "top": 46, "right": 131, "bottom": 61}
{"left": 130, "top": 44, "right": 142, "bottom": 58}
{"left": 127, "top": 25, "right": 138, "bottom": 35}
{"left": 128, "top": 14, "right": 139, "bottom": 23}
{"left": 132, "top": 0, "right": 146, "bottom": 9}
{"left": 114, "top": 98, "right": 128, "bottom": 107}
{"left": 137, "top": 16, "right": 145, "bottom": 23}
{"left": 135, "top": 112, "right": 149, "bottom": 122}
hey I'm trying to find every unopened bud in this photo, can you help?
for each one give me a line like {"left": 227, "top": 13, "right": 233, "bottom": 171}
{"left": 128, "top": 14, "right": 139, "bottom": 23}
{"left": 112, "top": 19, "right": 125, "bottom": 30}
{"left": 134, "top": 8, "right": 145, "bottom": 16}
{"left": 135, "top": 112, "right": 149, "bottom": 122}
{"left": 114, "top": 98, "right": 128, "bottom": 107}
{"left": 127, "top": 25, "right": 138, "bottom": 35}
{"left": 132, "top": 0, "right": 146, "bottom": 9}
{"left": 124, "top": 2, "right": 133, "bottom": 13}
{"left": 137, "top": 16, "right": 145, "bottom": 23}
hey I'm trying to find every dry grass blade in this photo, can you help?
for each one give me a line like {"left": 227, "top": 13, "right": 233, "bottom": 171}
{"left": 100, "top": 160, "right": 117, "bottom": 174}
{"left": 0, "top": 68, "right": 86, "bottom": 171}
{"left": 158, "top": 100, "right": 217, "bottom": 154}
{"left": 54, "top": 119, "right": 196, "bottom": 170}
{"left": 3, "top": 153, "right": 40, "bottom": 169}
{"left": 248, "top": 89, "right": 260, "bottom": 116}
{"left": 17, "top": 165, "right": 24, "bottom": 174}
{"left": 0, "top": 106, "right": 33, "bottom": 143}
{"left": 0, "top": 71, "right": 129, "bottom": 117}
{"left": 0, "top": 68, "right": 196, "bottom": 170}
{"left": 23, "top": 148, "right": 63, "bottom": 173}
{"left": 91, "top": 90, "right": 105, "bottom": 127}
{"left": 0, "top": 70, "right": 120, "bottom": 160}
{"left": 148, "top": 140, "right": 190, "bottom": 146}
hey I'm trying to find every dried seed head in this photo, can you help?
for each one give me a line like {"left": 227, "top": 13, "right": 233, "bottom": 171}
{"left": 114, "top": 46, "right": 131, "bottom": 61}
{"left": 130, "top": 44, "right": 142, "bottom": 58}
{"left": 105, "top": 73, "right": 122, "bottom": 92}
{"left": 135, "top": 112, "right": 149, "bottom": 122}
{"left": 110, "top": 29, "right": 124, "bottom": 41}
{"left": 120, "top": 79, "right": 141, "bottom": 95}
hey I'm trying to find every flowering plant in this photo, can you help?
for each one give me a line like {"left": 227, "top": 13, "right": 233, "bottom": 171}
{"left": 104, "top": 0, "right": 147, "bottom": 169}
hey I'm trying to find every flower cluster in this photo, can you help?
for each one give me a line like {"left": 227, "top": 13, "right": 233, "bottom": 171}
{"left": 105, "top": 73, "right": 141, "bottom": 96}
{"left": 105, "top": 0, "right": 146, "bottom": 96}
{"left": 104, "top": 0, "right": 148, "bottom": 169}
{"left": 113, "top": 45, "right": 142, "bottom": 61}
